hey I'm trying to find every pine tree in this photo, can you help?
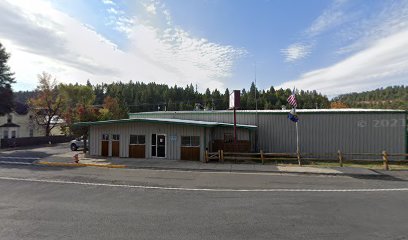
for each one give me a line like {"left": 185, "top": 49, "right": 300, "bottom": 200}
{"left": 0, "top": 42, "right": 15, "bottom": 115}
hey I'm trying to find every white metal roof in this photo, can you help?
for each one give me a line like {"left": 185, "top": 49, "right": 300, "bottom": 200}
{"left": 132, "top": 108, "right": 406, "bottom": 115}
{"left": 74, "top": 117, "right": 257, "bottom": 129}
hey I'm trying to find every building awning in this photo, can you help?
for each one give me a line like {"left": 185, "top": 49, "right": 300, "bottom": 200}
{"left": 73, "top": 117, "right": 257, "bottom": 130}
{"left": 0, "top": 123, "right": 20, "bottom": 128}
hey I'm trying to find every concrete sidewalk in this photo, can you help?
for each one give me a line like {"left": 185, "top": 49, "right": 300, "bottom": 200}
{"left": 36, "top": 152, "right": 383, "bottom": 177}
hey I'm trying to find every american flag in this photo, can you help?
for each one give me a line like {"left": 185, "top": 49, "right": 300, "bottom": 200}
{"left": 287, "top": 88, "right": 297, "bottom": 108}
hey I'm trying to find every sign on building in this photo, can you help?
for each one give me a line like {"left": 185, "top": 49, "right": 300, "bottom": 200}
{"left": 229, "top": 90, "right": 241, "bottom": 109}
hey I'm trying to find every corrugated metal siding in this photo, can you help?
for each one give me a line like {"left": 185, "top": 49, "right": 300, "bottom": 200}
{"left": 130, "top": 111, "right": 406, "bottom": 155}
{"left": 90, "top": 122, "right": 206, "bottom": 160}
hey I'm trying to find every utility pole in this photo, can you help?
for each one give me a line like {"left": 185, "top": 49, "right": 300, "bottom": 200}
{"left": 254, "top": 61, "right": 259, "bottom": 152}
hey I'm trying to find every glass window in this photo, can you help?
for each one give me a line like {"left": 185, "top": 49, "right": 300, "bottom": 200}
{"left": 112, "top": 134, "right": 120, "bottom": 141}
{"left": 3, "top": 130, "right": 8, "bottom": 139}
{"left": 181, "top": 136, "right": 200, "bottom": 147}
{"left": 224, "top": 133, "right": 233, "bottom": 143}
{"left": 130, "top": 135, "right": 145, "bottom": 144}
{"left": 102, "top": 134, "right": 109, "bottom": 141}
{"left": 11, "top": 130, "right": 16, "bottom": 138}
{"left": 191, "top": 136, "right": 200, "bottom": 146}
{"left": 181, "top": 136, "right": 190, "bottom": 146}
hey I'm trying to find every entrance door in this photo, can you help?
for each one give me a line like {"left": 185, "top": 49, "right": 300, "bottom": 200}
{"left": 111, "top": 134, "right": 120, "bottom": 157}
{"left": 156, "top": 134, "right": 166, "bottom": 158}
{"left": 101, "top": 141, "right": 109, "bottom": 156}
{"left": 101, "top": 133, "right": 109, "bottom": 157}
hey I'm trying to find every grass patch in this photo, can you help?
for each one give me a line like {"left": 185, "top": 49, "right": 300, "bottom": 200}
{"left": 280, "top": 161, "right": 408, "bottom": 170}
{"left": 218, "top": 157, "right": 408, "bottom": 170}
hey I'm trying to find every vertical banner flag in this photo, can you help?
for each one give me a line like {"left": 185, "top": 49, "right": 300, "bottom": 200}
{"left": 288, "top": 108, "right": 298, "bottom": 122}
{"left": 287, "top": 88, "right": 299, "bottom": 122}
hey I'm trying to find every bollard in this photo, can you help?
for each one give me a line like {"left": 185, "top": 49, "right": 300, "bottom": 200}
{"left": 218, "top": 150, "right": 221, "bottom": 162}
{"left": 260, "top": 150, "right": 265, "bottom": 165}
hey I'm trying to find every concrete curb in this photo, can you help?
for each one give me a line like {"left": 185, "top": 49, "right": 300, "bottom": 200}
{"left": 34, "top": 161, "right": 386, "bottom": 178}
{"left": 109, "top": 165, "right": 383, "bottom": 178}
{"left": 37, "top": 161, "right": 126, "bottom": 169}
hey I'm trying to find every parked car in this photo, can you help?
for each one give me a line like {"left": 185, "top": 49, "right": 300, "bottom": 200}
{"left": 70, "top": 137, "right": 85, "bottom": 151}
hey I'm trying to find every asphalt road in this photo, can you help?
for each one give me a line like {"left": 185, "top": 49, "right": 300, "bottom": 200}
{"left": 0, "top": 143, "right": 70, "bottom": 164}
{"left": 0, "top": 163, "right": 407, "bottom": 240}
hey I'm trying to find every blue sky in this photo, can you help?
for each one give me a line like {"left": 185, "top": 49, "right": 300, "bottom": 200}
{"left": 1, "top": 0, "right": 407, "bottom": 97}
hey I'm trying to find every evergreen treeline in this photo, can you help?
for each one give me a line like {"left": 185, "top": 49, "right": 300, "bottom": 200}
{"left": 15, "top": 81, "right": 331, "bottom": 113}
{"left": 333, "top": 86, "right": 407, "bottom": 110}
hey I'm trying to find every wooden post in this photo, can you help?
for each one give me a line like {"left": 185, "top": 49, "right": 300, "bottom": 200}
{"left": 382, "top": 150, "right": 389, "bottom": 171}
{"left": 205, "top": 150, "right": 209, "bottom": 163}
{"left": 218, "top": 150, "right": 221, "bottom": 162}
{"left": 337, "top": 150, "right": 343, "bottom": 167}
{"left": 221, "top": 150, "right": 224, "bottom": 162}
{"left": 260, "top": 150, "right": 264, "bottom": 165}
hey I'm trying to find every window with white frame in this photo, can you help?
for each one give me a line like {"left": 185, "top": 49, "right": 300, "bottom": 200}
{"left": 112, "top": 134, "right": 120, "bottom": 141}
{"left": 102, "top": 134, "right": 109, "bottom": 141}
{"left": 181, "top": 136, "right": 200, "bottom": 147}
{"left": 130, "top": 135, "right": 145, "bottom": 145}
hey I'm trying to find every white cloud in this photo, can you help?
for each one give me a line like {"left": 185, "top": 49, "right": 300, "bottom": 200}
{"left": 336, "top": 0, "right": 408, "bottom": 55}
{"left": 102, "top": 0, "right": 115, "bottom": 6}
{"left": 278, "top": 29, "right": 408, "bottom": 97}
{"left": 107, "top": 7, "right": 120, "bottom": 15}
{"left": 0, "top": 0, "right": 245, "bottom": 92}
{"left": 144, "top": 3, "right": 157, "bottom": 15}
{"left": 306, "top": 0, "right": 347, "bottom": 37}
{"left": 282, "top": 0, "right": 348, "bottom": 62}
{"left": 281, "top": 43, "right": 311, "bottom": 62}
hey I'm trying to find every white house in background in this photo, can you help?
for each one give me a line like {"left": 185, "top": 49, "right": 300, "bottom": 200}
{"left": 0, "top": 112, "right": 64, "bottom": 139}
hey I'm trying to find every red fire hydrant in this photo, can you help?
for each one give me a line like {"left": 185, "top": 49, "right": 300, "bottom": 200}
{"left": 73, "top": 154, "right": 79, "bottom": 163}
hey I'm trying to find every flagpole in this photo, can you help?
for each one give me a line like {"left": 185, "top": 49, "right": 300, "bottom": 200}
{"left": 296, "top": 121, "right": 301, "bottom": 166}
{"left": 288, "top": 87, "right": 301, "bottom": 166}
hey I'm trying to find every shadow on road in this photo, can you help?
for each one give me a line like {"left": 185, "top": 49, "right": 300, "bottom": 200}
{"left": 0, "top": 163, "right": 81, "bottom": 171}
{"left": 348, "top": 171, "right": 407, "bottom": 182}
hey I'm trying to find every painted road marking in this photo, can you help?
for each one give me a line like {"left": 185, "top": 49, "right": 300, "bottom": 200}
{"left": 0, "top": 161, "right": 33, "bottom": 165}
{"left": 0, "top": 176, "right": 407, "bottom": 192}
{"left": 0, "top": 156, "right": 41, "bottom": 160}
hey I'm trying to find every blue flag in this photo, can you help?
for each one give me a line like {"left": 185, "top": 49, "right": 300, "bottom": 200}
{"left": 288, "top": 108, "right": 298, "bottom": 122}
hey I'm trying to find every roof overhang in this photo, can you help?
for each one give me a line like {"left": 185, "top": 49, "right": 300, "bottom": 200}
{"left": 73, "top": 118, "right": 257, "bottom": 130}
{"left": 0, "top": 123, "right": 20, "bottom": 128}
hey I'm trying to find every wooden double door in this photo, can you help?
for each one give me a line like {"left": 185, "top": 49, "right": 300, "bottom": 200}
{"left": 101, "top": 137, "right": 120, "bottom": 157}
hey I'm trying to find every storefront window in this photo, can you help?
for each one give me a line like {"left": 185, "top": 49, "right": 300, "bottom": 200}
{"left": 130, "top": 135, "right": 145, "bottom": 144}
{"left": 181, "top": 136, "right": 200, "bottom": 147}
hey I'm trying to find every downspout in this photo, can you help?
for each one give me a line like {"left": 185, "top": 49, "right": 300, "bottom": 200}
{"left": 203, "top": 127, "right": 207, "bottom": 161}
